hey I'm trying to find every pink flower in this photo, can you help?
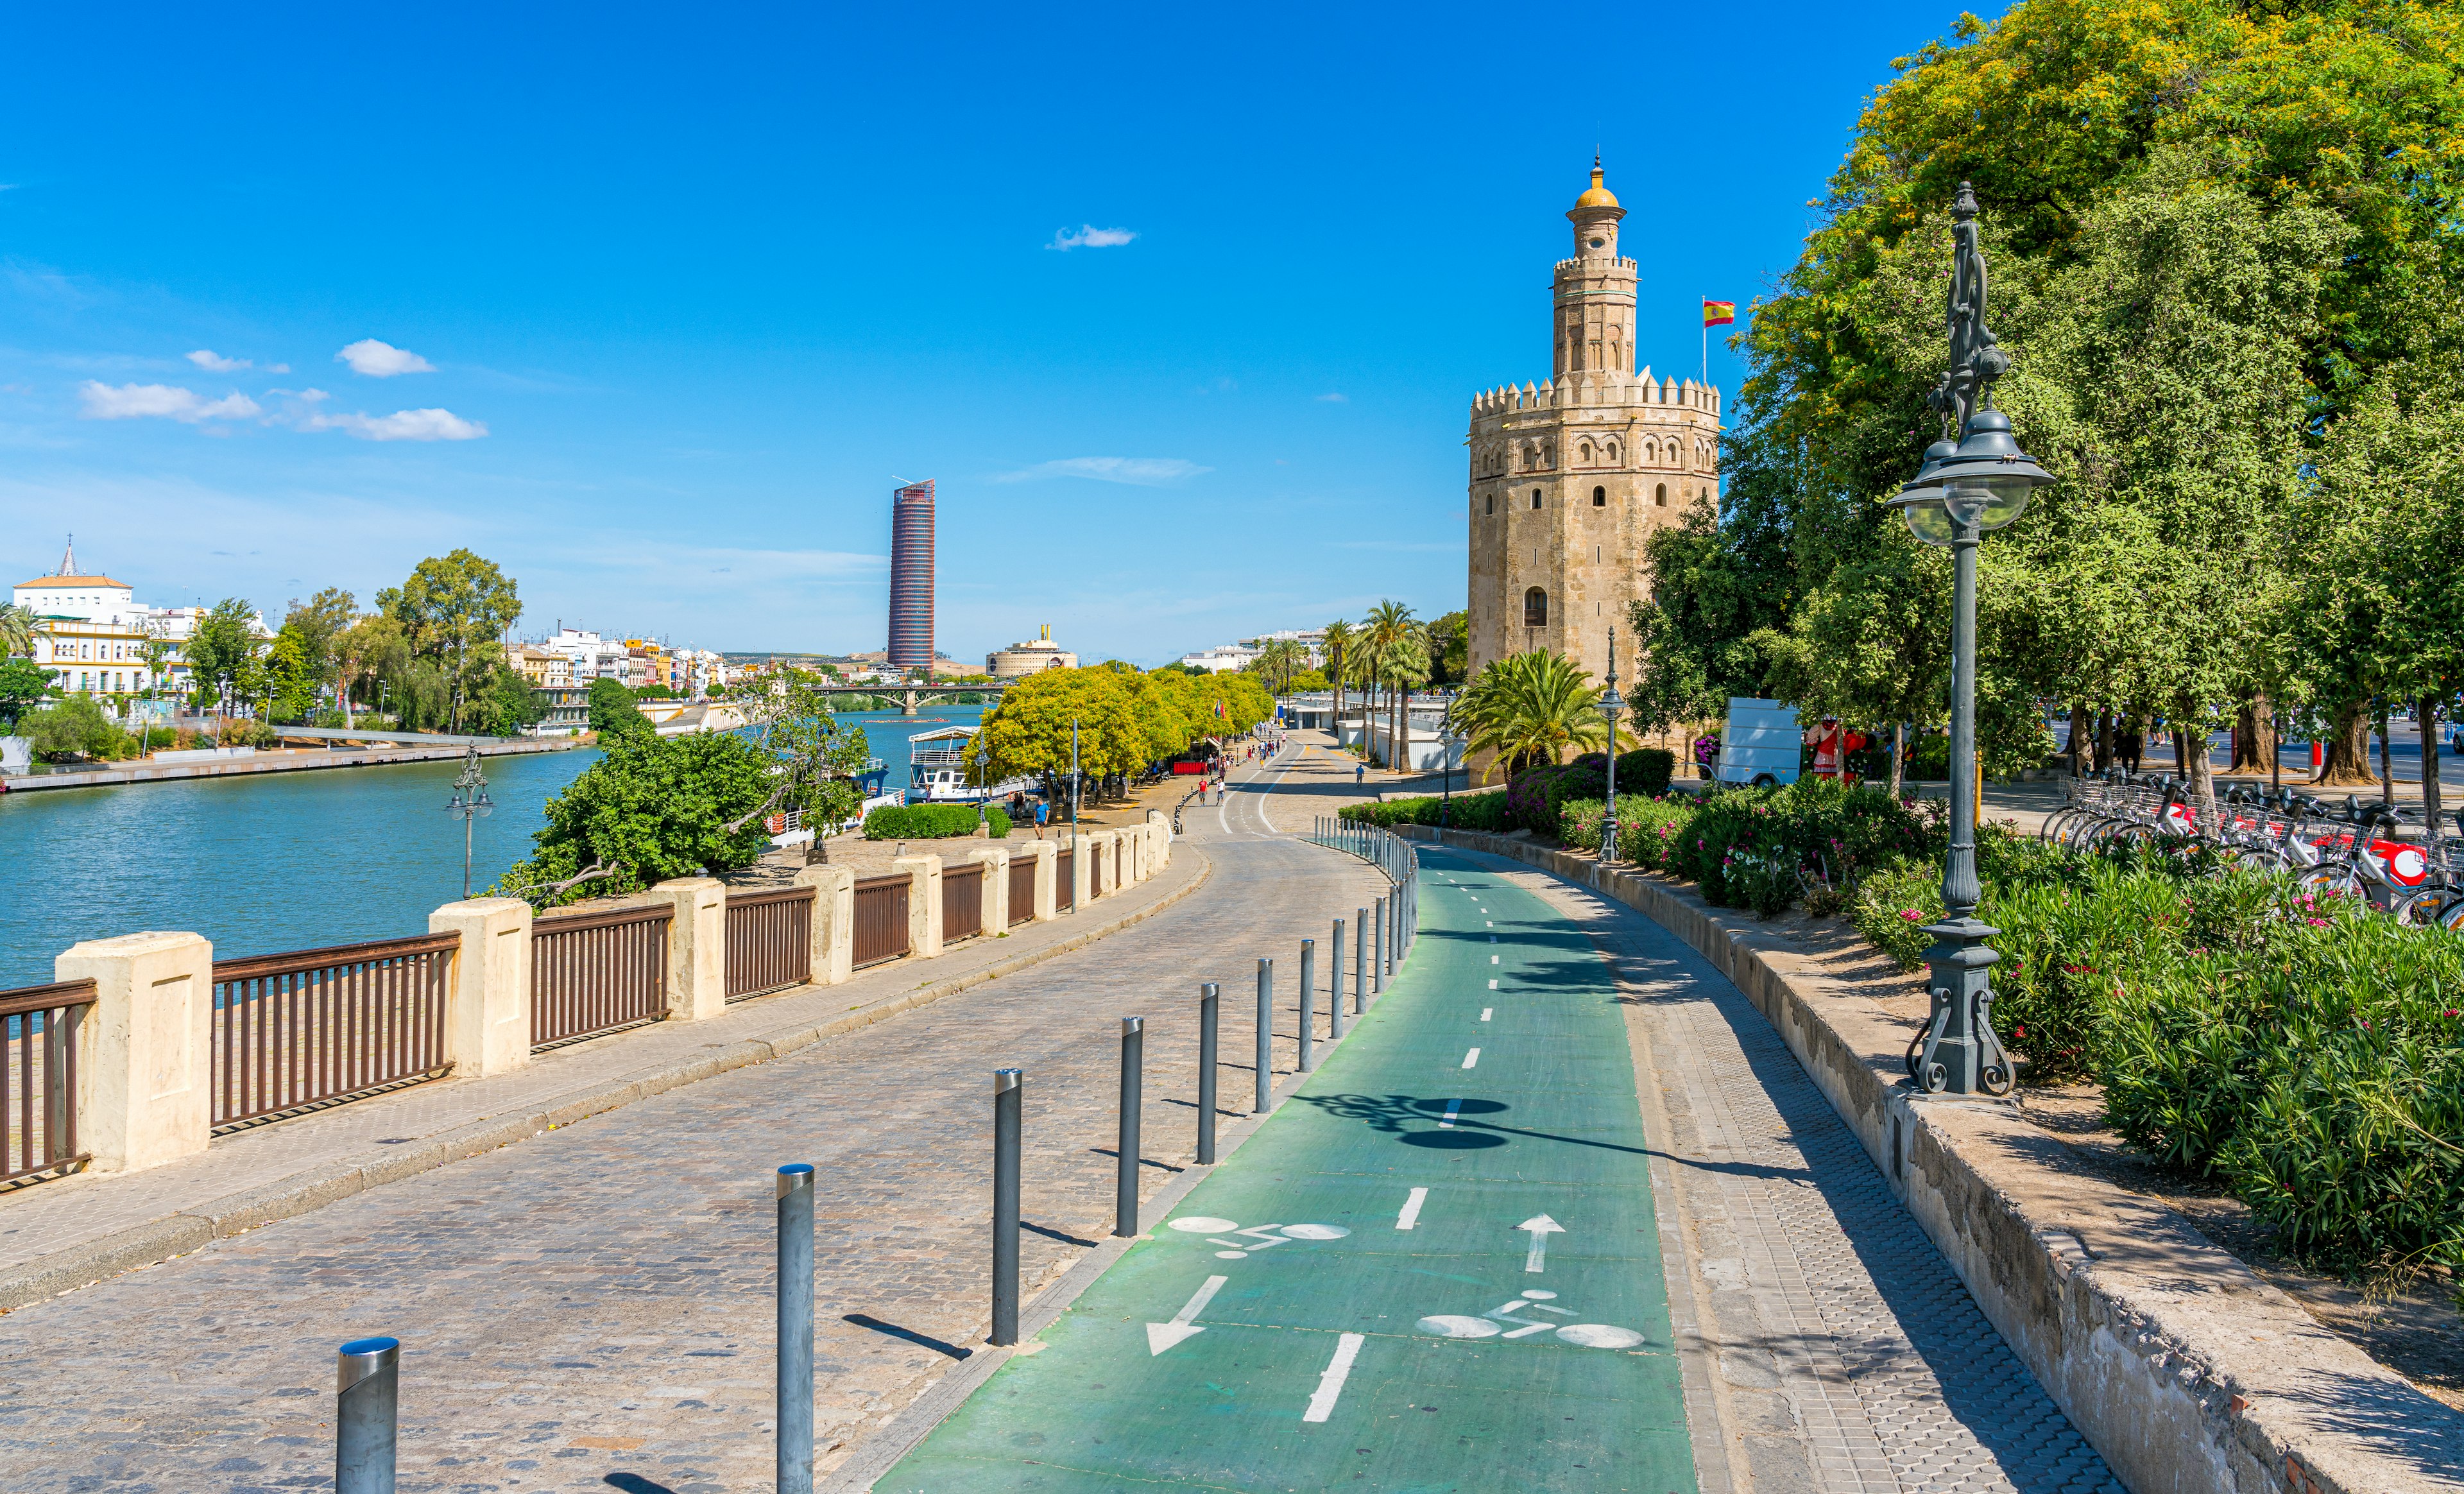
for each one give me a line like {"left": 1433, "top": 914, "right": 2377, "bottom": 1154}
{"left": 1899, "top": 909, "right": 1922, "bottom": 922}
{"left": 2305, "top": 917, "right": 2327, "bottom": 927}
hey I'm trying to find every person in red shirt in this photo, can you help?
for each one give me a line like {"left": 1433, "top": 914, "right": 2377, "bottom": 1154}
{"left": 1807, "top": 717, "right": 1844, "bottom": 779}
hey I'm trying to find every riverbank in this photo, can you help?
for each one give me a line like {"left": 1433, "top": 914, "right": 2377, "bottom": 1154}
{"left": 1, "top": 735, "right": 586, "bottom": 794}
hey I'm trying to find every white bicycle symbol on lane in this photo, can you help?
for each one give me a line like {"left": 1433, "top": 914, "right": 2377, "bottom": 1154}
{"left": 1167, "top": 1215, "right": 1351, "bottom": 1258}
{"left": 1417, "top": 1289, "right": 1644, "bottom": 1349}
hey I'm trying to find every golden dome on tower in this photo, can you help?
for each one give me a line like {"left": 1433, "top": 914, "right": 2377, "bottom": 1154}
{"left": 1574, "top": 158, "right": 1618, "bottom": 210}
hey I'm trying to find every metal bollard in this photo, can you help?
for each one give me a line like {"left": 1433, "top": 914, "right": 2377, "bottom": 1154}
{"left": 1297, "top": 939, "right": 1316, "bottom": 1072}
{"left": 1254, "top": 957, "right": 1274, "bottom": 1113}
{"left": 991, "top": 1068, "right": 1023, "bottom": 1346}
{"left": 335, "top": 1336, "right": 400, "bottom": 1494}
{"left": 1328, "top": 918, "right": 1346, "bottom": 1038}
{"left": 777, "top": 1163, "right": 816, "bottom": 1494}
{"left": 1355, "top": 909, "right": 1369, "bottom": 1013}
{"left": 1373, "top": 897, "right": 1385, "bottom": 994}
{"left": 1116, "top": 1018, "right": 1143, "bottom": 1238}
{"left": 1197, "top": 983, "right": 1219, "bottom": 1164}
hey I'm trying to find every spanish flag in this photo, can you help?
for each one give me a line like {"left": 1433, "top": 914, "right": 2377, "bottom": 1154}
{"left": 1702, "top": 300, "right": 1736, "bottom": 327}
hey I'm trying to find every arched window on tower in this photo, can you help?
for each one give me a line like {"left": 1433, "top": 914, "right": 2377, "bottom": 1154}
{"left": 1579, "top": 440, "right": 1593, "bottom": 463}
{"left": 1532, "top": 489, "right": 1543, "bottom": 510}
{"left": 1523, "top": 587, "right": 1548, "bottom": 627}
{"left": 1592, "top": 486, "right": 1606, "bottom": 506}
{"left": 1655, "top": 483, "right": 1668, "bottom": 507}
{"left": 1605, "top": 438, "right": 1620, "bottom": 465}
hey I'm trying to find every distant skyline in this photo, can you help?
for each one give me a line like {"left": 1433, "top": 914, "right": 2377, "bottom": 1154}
{"left": 1, "top": 1, "right": 1993, "bottom": 665}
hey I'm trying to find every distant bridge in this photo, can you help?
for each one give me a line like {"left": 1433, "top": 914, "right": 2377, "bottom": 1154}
{"left": 807, "top": 680, "right": 1016, "bottom": 717}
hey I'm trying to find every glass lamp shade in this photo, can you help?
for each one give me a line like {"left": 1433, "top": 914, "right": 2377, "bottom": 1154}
{"left": 1930, "top": 410, "right": 2050, "bottom": 532}
{"left": 1894, "top": 490, "right": 1957, "bottom": 547}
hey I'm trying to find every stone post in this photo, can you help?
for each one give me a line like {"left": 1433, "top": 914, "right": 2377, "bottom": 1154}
{"left": 1069, "top": 834, "right": 1096, "bottom": 907}
{"left": 1118, "top": 823, "right": 1143, "bottom": 884}
{"left": 1018, "top": 839, "right": 1057, "bottom": 921}
{"left": 429, "top": 897, "right": 533, "bottom": 1077}
{"left": 970, "top": 846, "right": 1011, "bottom": 932}
{"left": 56, "top": 931, "right": 212, "bottom": 1174}
{"left": 894, "top": 854, "right": 943, "bottom": 958}
{"left": 1147, "top": 810, "right": 1172, "bottom": 871}
{"left": 651, "top": 877, "right": 728, "bottom": 1021}
{"left": 793, "top": 865, "right": 855, "bottom": 984}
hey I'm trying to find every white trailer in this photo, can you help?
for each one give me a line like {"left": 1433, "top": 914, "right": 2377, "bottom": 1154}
{"left": 1716, "top": 698, "right": 1802, "bottom": 787}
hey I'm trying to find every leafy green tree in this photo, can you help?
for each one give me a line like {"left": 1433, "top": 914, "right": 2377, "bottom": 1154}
{"left": 21, "top": 694, "right": 127, "bottom": 761}
{"left": 1285, "top": 667, "right": 1330, "bottom": 694}
{"left": 977, "top": 667, "right": 1151, "bottom": 814}
{"left": 377, "top": 549, "right": 521, "bottom": 731}
{"left": 0, "top": 656, "right": 53, "bottom": 727}
{"left": 1424, "top": 612, "right": 1469, "bottom": 687}
{"left": 731, "top": 681, "right": 873, "bottom": 832}
{"left": 280, "top": 588, "right": 357, "bottom": 696}
{"left": 479, "top": 663, "right": 551, "bottom": 737}
{"left": 184, "top": 598, "right": 264, "bottom": 710}
{"left": 493, "top": 732, "right": 774, "bottom": 906}
{"left": 588, "top": 676, "right": 651, "bottom": 740}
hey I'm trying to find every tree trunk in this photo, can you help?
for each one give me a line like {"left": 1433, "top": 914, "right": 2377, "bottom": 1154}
{"left": 2313, "top": 703, "right": 2379, "bottom": 786}
{"left": 1890, "top": 721, "right": 1906, "bottom": 799}
{"left": 2229, "top": 694, "right": 2273, "bottom": 775}
{"left": 2422, "top": 695, "right": 2446, "bottom": 839}
{"left": 2379, "top": 701, "right": 2397, "bottom": 805}
{"left": 2066, "top": 702, "right": 2088, "bottom": 776}
{"left": 2171, "top": 728, "right": 2190, "bottom": 778}
{"left": 2185, "top": 718, "right": 2218, "bottom": 828}
{"left": 2093, "top": 710, "right": 2112, "bottom": 772}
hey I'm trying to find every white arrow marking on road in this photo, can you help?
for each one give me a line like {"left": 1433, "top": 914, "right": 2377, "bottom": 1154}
{"left": 1396, "top": 1187, "right": 1428, "bottom": 1230}
{"left": 1147, "top": 1275, "right": 1228, "bottom": 1355}
{"left": 1461, "top": 1047, "right": 1480, "bottom": 1069}
{"left": 1518, "top": 1214, "right": 1566, "bottom": 1273}
{"left": 1303, "top": 1333, "right": 1367, "bottom": 1422}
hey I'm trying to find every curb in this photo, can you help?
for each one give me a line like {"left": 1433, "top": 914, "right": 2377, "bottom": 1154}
{"left": 1403, "top": 825, "right": 2464, "bottom": 1494}
{"left": 0, "top": 847, "right": 1216, "bottom": 1316}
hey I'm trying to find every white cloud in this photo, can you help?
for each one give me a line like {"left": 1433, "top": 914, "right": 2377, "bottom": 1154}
{"left": 993, "top": 456, "right": 1208, "bottom": 486}
{"left": 186, "top": 349, "right": 250, "bottom": 372}
{"left": 337, "top": 338, "right": 436, "bottom": 377}
{"left": 78, "top": 381, "right": 261, "bottom": 423}
{"left": 1047, "top": 224, "right": 1136, "bottom": 251}
{"left": 1315, "top": 392, "right": 1348, "bottom": 402}
{"left": 303, "top": 406, "right": 488, "bottom": 442}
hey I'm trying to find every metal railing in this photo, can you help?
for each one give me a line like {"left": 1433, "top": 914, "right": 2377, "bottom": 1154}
{"left": 1008, "top": 855, "right": 1036, "bottom": 926}
{"left": 1, "top": 978, "right": 94, "bottom": 1185}
{"left": 211, "top": 934, "right": 459, "bottom": 1131}
{"left": 1055, "top": 850, "right": 1076, "bottom": 912}
{"left": 852, "top": 873, "right": 911, "bottom": 968}
{"left": 725, "top": 886, "right": 815, "bottom": 1001}
{"left": 945, "top": 863, "right": 985, "bottom": 942}
{"left": 531, "top": 904, "right": 671, "bottom": 1049}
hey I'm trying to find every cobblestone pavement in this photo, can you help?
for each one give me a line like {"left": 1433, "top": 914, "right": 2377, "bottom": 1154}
{"left": 1480, "top": 855, "right": 2125, "bottom": 1494}
{"left": 0, "top": 743, "right": 1394, "bottom": 1494}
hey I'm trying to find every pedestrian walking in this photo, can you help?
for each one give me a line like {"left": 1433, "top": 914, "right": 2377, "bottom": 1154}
{"left": 1034, "top": 799, "right": 1048, "bottom": 837}
{"left": 2119, "top": 725, "right": 2144, "bottom": 775}
{"left": 1355, "top": 761, "right": 1365, "bottom": 787}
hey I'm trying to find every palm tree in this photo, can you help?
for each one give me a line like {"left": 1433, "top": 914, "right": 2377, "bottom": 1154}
{"left": 0, "top": 603, "right": 38, "bottom": 660}
{"left": 1453, "top": 649, "right": 1623, "bottom": 781}
{"left": 1321, "top": 620, "right": 1353, "bottom": 739}
{"left": 1360, "top": 599, "right": 1419, "bottom": 770}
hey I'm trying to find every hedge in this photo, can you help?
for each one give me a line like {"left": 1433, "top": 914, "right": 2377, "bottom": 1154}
{"left": 862, "top": 803, "right": 1012, "bottom": 839}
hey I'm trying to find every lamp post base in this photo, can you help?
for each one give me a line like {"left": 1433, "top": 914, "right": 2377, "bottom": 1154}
{"left": 1908, "top": 914, "right": 2013, "bottom": 1095}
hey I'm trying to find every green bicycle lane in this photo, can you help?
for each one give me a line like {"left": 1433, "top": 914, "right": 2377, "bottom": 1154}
{"left": 878, "top": 845, "right": 1698, "bottom": 1494}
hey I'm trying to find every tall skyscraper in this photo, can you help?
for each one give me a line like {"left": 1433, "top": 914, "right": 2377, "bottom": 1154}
{"left": 887, "top": 479, "right": 936, "bottom": 672}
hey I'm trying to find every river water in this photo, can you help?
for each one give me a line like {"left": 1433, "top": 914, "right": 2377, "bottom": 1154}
{"left": 0, "top": 707, "right": 984, "bottom": 990}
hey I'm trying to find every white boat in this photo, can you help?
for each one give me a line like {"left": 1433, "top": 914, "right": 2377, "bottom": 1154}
{"left": 905, "top": 726, "right": 1033, "bottom": 804}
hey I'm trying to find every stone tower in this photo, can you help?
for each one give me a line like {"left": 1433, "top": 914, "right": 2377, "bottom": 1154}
{"left": 1466, "top": 160, "right": 1724, "bottom": 689}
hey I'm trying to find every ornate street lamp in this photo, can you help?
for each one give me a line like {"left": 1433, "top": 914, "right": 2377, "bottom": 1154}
{"left": 445, "top": 744, "right": 494, "bottom": 900}
{"left": 1598, "top": 626, "right": 1624, "bottom": 864}
{"left": 1888, "top": 182, "right": 2055, "bottom": 1097}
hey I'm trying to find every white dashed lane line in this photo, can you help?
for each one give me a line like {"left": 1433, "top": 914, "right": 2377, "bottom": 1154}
{"left": 1461, "top": 1047, "right": 1481, "bottom": 1069}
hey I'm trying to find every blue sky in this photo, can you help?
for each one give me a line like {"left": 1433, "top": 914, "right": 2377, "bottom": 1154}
{"left": 1, "top": 2, "right": 1980, "bottom": 665}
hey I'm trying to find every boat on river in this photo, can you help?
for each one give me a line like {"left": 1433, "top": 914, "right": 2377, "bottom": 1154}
{"left": 905, "top": 726, "right": 1032, "bottom": 804}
